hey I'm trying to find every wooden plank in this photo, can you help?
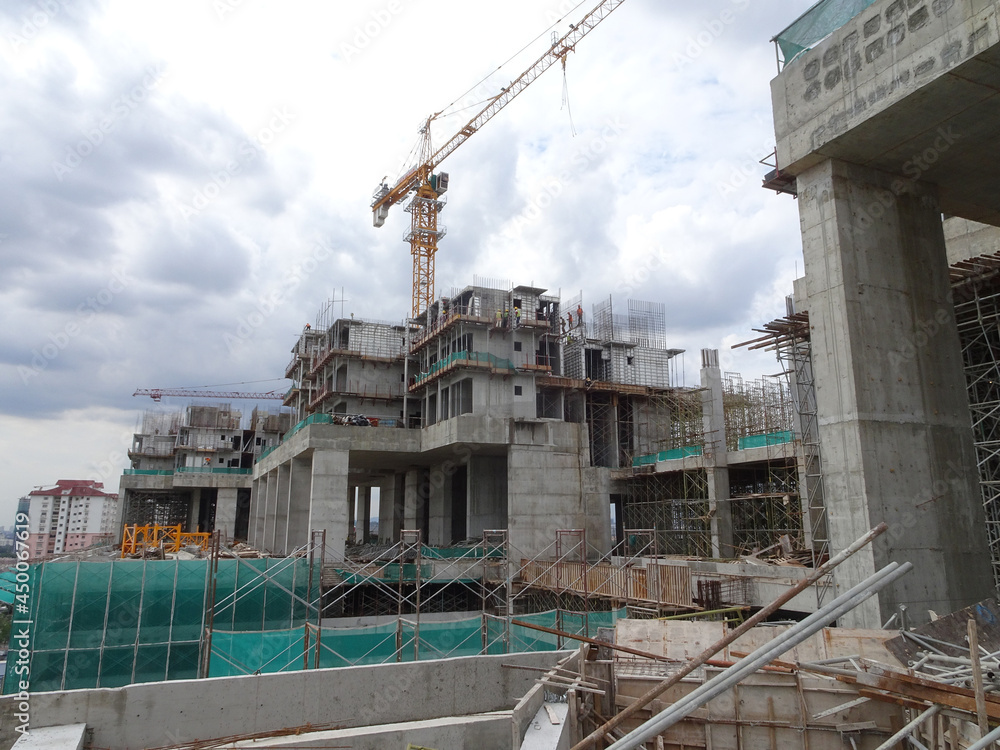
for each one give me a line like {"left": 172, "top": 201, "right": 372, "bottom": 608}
{"left": 848, "top": 672, "right": 1000, "bottom": 718}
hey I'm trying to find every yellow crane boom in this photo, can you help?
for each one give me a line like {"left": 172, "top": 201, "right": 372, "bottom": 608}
{"left": 372, "top": 0, "right": 628, "bottom": 319}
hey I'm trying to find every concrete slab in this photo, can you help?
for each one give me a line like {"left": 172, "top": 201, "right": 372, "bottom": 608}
{"left": 518, "top": 702, "right": 569, "bottom": 750}
{"left": 772, "top": 0, "right": 1000, "bottom": 225}
{"left": 11, "top": 724, "right": 86, "bottom": 750}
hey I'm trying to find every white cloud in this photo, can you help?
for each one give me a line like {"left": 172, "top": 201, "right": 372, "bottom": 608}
{"left": 0, "top": 0, "right": 816, "bottom": 517}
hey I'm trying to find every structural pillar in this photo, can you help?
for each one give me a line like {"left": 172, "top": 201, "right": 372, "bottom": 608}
{"left": 250, "top": 477, "right": 265, "bottom": 548}
{"left": 188, "top": 488, "right": 202, "bottom": 533}
{"left": 310, "top": 449, "right": 350, "bottom": 557}
{"left": 404, "top": 468, "right": 422, "bottom": 532}
{"left": 263, "top": 470, "right": 278, "bottom": 553}
{"left": 701, "top": 350, "right": 735, "bottom": 557}
{"left": 797, "top": 159, "right": 993, "bottom": 627}
{"left": 215, "top": 487, "right": 239, "bottom": 542}
{"left": 286, "top": 456, "right": 312, "bottom": 552}
{"left": 348, "top": 485, "right": 357, "bottom": 544}
{"left": 361, "top": 487, "right": 372, "bottom": 544}
{"left": 272, "top": 463, "right": 290, "bottom": 555}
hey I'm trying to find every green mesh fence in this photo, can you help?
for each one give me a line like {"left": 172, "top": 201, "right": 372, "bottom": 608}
{"left": 6, "top": 557, "right": 317, "bottom": 694}
{"left": 210, "top": 608, "right": 629, "bottom": 677}
{"left": 737, "top": 430, "right": 794, "bottom": 450}
{"left": 774, "top": 0, "right": 880, "bottom": 64}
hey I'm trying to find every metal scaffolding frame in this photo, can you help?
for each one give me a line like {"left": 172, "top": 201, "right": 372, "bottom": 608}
{"left": 738, "top": 310, "right": 832, "bottom": 602}
{"left": 954, "top": 263, "right": 1000, "bottom": 592}
{"left": 621, "top": 472, "right": 712, "bottom": 557}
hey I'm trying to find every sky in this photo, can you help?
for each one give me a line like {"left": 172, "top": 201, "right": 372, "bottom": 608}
{"left": 0, "top": 0, "right": 815, "bottom": 520}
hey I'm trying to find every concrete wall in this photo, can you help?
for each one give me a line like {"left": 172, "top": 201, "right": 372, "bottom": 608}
{"left": 507, "top": 421, "right": 611, "bottom": 557}
{"left": 469, "top": 455, "right": 508, "bottom": 538}
{"left": 0, "top": 652, "right": 566, "bottom": 750}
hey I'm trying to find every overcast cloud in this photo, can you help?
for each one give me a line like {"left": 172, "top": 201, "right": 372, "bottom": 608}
{"left": 0, "top": 0, "right": 813, "bottom": 516}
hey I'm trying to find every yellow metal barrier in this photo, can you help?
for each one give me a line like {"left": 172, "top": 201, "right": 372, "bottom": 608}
{"left": 121, "top": 524, "right": 212, "bottom": 557}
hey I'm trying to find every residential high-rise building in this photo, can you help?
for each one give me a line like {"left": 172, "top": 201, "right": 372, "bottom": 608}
{"left": 25, "top": 479, "right": 118, "bottom": 560}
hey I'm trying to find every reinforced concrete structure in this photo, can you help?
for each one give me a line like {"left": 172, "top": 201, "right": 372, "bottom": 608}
{"left": 119, "top": 405, "right": 292, "bottom": 541}
{"left": 253, "top": 281, "right": 817, "bottom": 598}
{"left": 768, "top": 0, "right": 1000, "bottom": 627}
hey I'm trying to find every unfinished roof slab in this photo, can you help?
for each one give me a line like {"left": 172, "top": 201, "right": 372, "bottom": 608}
{"left": 773, "top": 0, "right": 1000, "bottom": 225}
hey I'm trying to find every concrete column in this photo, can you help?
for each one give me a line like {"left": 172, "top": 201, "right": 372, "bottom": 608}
{"left": 797, "top": 159, "right": 993, "bottom": 627}
{"left": 215, "top": 487, "right": 239, "bottom": 542}
{"left": 361, "top": 487, "right": 372, "bottom": 544}
{"left": 348, "top": 485, "right": 356, "bottom": 544}
{"left": 188, "top": 488, "right": 202, "bottom": 532}
{"left": 377, "top": 476, "right": 398, "bottom": 543}
{"left": 700, "top": 351, "right": 735, "bottom": 557}
{"left": 404, "top": 469, "right": 422, "bottom": 531}
{"left": 271, "top": 463, "right": 290, "bottom": 555}
{"left": 428, "top": 465, "right": 450, "bottom": 546}
{"left": 286, "top": 456, "right": 312, "bottom": 552}
{"left": 263, "top": 470, "right": 278, "bottom": 552}
{"left": 250, "top": 478, "right": 265, "bottom": 548}
{"left": 310, "top": 449, "right": 350, "bottom": 557}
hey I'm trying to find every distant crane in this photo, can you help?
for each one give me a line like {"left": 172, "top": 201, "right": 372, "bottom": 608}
{"left": 133, "top": 388, "right": 285, "bottom": 402}
{"left": 371, "top": 0, "right": 628, "bottom": 319}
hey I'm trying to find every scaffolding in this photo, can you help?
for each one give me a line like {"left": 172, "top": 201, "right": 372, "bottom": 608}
{"left": 953, "top": 254, "right": 1000, "bottom": 592}
{"left": 621, "top": 472, "right": 712, "bottom": 556}
{"left": 721, "top": 373, "right": 794, "bottom": 451}
{"left": 737, "top": 310, "right": 831, "bottom": 600}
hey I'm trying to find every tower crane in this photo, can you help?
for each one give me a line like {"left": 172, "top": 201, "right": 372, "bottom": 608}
{"left": 371, "top": 0, "right": 628, "bottom": 319}
{"left": 133, "top": 388, "right": 284, "bottom": 402}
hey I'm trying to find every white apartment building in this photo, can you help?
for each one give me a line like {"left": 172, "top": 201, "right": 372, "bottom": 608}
{"left": 26, "top": 479, "right": 119, "bottom": 560}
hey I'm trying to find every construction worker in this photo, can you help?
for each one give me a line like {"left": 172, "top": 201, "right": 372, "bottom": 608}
{"left": 514, "top": 306, "right": 521, "bottom": 327}
{"left": 495, "top": 309, "right": 502, "bottom": 327}
{"left": 567, "top": 311, "right": 573, "bottom": 328}
{"left": 577, "top": 304, "right": 583, "bottom": 326}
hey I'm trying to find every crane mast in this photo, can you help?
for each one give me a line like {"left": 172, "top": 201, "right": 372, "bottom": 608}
{"left": 372, "top": 0, "right": 628, "bottom": 319}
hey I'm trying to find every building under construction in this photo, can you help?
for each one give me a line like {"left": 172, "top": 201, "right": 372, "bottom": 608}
{"left": 118, "top": 405, "right": 292, "bottom": 541}
{"left": 13, "top": 0, "right": 1000, "bottom": 747}
{"left": 255, "top": 279, "right": 812, "bottom": 581}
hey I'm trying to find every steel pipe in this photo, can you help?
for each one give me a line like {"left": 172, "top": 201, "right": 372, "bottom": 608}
{"left": 873, "top": 705, "right": 941, "bottom": 750}
{"left": 605, "top": 560, "right": 913, "bottom": 750}
{"left": 572, "top": 522, "right": 889, "bottom": 750}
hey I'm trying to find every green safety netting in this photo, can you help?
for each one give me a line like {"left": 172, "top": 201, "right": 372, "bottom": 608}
{"left": 774, "top": 0, "right": 880, "bottom": 64}
{"left": 210, "top": 608, "right": 629, "bottom": 677}
{"left": 0, "top": 571, "right": 17, "bottom": 605}
{"left": 737, "top": 431, "right": 795, "bottom": 450}
{"left": 4, "top": 557, "right": 317, "bottom": 694}
{"left": 632, "top": 445, "right": 703, "bottom": 467}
